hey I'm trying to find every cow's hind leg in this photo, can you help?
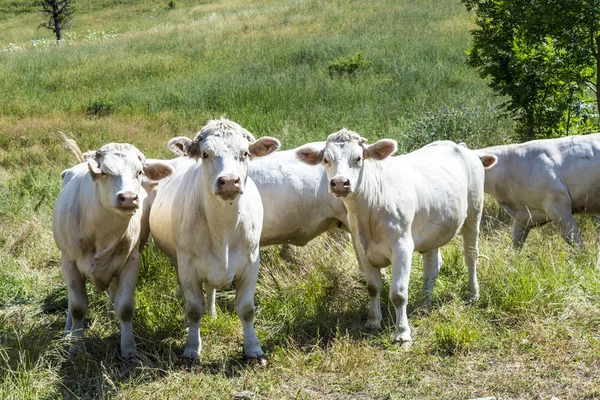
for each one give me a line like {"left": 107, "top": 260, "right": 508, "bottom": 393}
{"left": 204, "top": 284, "right": 217, "bottom": 318}
{"left": 511, "top": 219, "right": 532, "bottom": 249}
{"left": 62, "top": 258, "right": 88, "bottom": 355}
{"left": 462, "top": 211, "right": 481, "bottom": 302}
{"left": 418, "top": 248, "right": 441, "bottom": 309}
{"left": 546, "top": 201, "right": 582, "bottom": 246}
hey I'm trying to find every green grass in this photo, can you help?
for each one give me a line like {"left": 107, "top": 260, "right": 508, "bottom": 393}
{"left": 1, "top": 0, "right": 599, "bottom": 398}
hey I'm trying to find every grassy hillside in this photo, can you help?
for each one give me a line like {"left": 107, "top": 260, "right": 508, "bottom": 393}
{"left": 1, "top": 0, "right": 599, "bottom": 399}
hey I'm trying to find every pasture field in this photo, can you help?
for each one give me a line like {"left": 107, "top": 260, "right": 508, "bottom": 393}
{"left": 0, "top": 0, "right": 599, "bottom": 398}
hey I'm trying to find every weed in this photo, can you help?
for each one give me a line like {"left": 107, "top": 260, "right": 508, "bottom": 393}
{"left": 328, "top": 52, "right": 371, "bottom": 78}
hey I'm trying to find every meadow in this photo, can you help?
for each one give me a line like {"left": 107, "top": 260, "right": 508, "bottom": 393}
{"left": 0, "top": 0, "right": 599, "bottom": 398}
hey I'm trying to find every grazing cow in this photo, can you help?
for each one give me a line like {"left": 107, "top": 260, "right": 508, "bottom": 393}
{"left": 474, "top": 134, "right": 600, "bottom": 248}
{"left": 149, "top": 119, "right": 280, "bottom": 362}
{"left": 297, "top": 130, "right": 496, "bottom": 346}
{"left": 162, "top": 141, "right": 353, "bottom": 316}
{"left": 53, "top": 143, "right": 173, "bottom": 358}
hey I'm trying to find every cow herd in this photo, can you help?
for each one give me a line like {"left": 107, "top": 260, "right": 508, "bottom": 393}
{"left": 52, "top": 118, "right": 600, "bottom": 363}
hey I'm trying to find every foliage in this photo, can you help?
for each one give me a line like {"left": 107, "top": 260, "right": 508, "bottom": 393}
{"left": 85, "top": 96, "right": 114, "bottom": 117}
{"left": 402, "top": 104, "right": 513, "bottom": 152}
{"left": 168, "top": 0, "right": 176, "bottom": 10}
{"left": 328, "top": 52, "right": 371, "bottom": 78}
{"left": 39, "top": 0, "right": 75, "bottom": 43}
{"left": 463, "top": 0, "right": 600, "bottom": 140}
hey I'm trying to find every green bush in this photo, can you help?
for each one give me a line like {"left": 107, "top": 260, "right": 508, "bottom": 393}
{"left": 85, "top": 96, "right": 115, "bottom": 117}
{"left": 328, "top": 52, "right": 371, "bottom": 78}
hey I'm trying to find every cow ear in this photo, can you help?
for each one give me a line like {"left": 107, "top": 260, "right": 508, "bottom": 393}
{"left": 143, "top": 161, "right": 174, "bottom": 181}
{"left": 249, "top": 137, "right": 280, "bottom": 158}
{"left": 480, "top": 154, "right": 497, "bottom": 169}
{"left": 363, "top": 139, "right": 397, "bottom": 160}
{"left": 296, "top": 146, "right": 324, "bottom": 165}
{"left": 168, "top": 136, "right": 198, "bottom": 157}
{"left": 88, "top": 158, "right": 103, "bottom": 180}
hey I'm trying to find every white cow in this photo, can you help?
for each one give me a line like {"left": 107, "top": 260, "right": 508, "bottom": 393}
{"left": 297, "top": 130, "right": 497, "bottom": 346}
{"left": 160, "top": 142, "right": 352, "bottom": 316}
{"left": 475, "top": 133, "right": 600, "bottom": 248}
{"left": 149, "top": 119, "right": 280, "bottom": 362}
{"left": 53, "top": 143, "right": 173, "bottom": 358}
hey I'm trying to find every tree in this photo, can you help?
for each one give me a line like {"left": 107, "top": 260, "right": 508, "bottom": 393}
{"left": 40, "top": 0, "right": 75, "bottom": 43}
{"left": 462, "top": 0, "right": 600, "bottom": 140}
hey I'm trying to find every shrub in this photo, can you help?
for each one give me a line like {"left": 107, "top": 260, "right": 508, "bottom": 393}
{"left": 328, "top": 52, "right": 371, "bottom": 78}
{"left": 85, "top": 96, "right": 115, "bottom": 117}
{"left": 401, "top": 104, "right": 514, "bottom": 152}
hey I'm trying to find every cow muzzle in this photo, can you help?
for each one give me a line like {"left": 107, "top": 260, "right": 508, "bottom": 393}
{"left": 116, "top": 191, "right": 139, "bottom": 213}
{"left": 329, "top": 177, "right": 351, "bottom": 197}
{"left": 215, "top": 174, "right": 243, "bottom": 201}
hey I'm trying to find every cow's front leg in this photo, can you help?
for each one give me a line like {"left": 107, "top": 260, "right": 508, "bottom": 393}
{"left": 114, "top": 254, "right": 141, "bottom": 359}
{"left": 179, "top": 260, "right": 205, "bottom": 360}
{"left": 390, "top": 239, "right": 414, "bottom": 348}
{"left": 204, "top": 284, "right": 217, "bottom": 318}
{"left": 62, "top": 257, "right": 88, "bottom": 355}
{"left": 352, "top": 237, "right": 382, "bottom": 329}
{"left": 419, "top": 248, "right": 441, "bottom": 309}
{"left": 107, "top": 278, "right": 117, "bottom": 320}
{"left": 235, "top": 261, "right": 264, "bottom": 361}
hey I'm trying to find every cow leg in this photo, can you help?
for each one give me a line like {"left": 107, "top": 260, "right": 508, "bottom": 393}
{"left": 351, "top": 236, "right": 382, "bottom": 329}
{"left": 419, "top": 248, "right": 441, "bottom": 309}
{"left": 107, "top": 278, "right": 117, "bottom": 320}
{"left": 462, "top": 217, "right": 480, "bottom": 302}
{"left": 390, "top": 239, "right": 414, "bottom": 347}
{"left": 114, "top": 254, "right": 140, "bottom": 359}
{"left": 546, "top": 205, "right": 582, "bottom": 246}
{"left": 235, "top": 262, "right": 264, "bottom": 360}
{"left": 179, "top": 263, "right": 205, "bottom": 359}
{"left": 62, "top": 258, "right": 88, "bottom": 355}
{"left": 511, "top": 219, "right": 531, "bottom": 249}
{"left": 204, "top": 284, "right": 217, "bottom": 318}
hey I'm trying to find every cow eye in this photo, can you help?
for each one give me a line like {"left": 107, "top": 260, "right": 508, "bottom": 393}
{"left": 355, "top": 157, "right": 362, "bottom": 165}
{"left": 202, "top": 152, "right": 209, "bottom": 160}
{"left": 138, "top": 170, "right": 143, "bottom": 177}
{"left": 242, "top": 151, "right": 250, "bottom": 159}
{"left": 323, "top": 158, "right": 330, "bottom": 165}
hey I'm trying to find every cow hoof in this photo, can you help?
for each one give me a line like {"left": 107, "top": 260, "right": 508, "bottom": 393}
{"left": 392, "top": 339, "right": 412, "bottom": 350}
{"left": 120, "top": 349, "right": 139, "bottom": 360}
{"left": 364, "top": 320, "right": 381, "bottom": 330}
{"left": 466, "top": 293, "right": 480, "bottom": 303}
{"left": 183, "top": 349, "right": 199, "bottom": 360}
{"left": 68, "top": 343, "right": 85, "bottom": 356}
{"left": 248, "top": 355, "right": 268, "bottom": 368}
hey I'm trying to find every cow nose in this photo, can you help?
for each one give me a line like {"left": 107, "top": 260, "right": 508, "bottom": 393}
{"left": 330, "top": 178, "right": 350, "bottom": 189}
{"left": 217, "top": 175, "right": 241, "bottom": 188}
{"left": 117, "top": 192, "right": 139, "bottom": 209}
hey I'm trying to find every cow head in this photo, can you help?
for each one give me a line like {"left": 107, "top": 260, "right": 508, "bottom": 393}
{"left": 168, "top": 119, "right": 280, "bottom": 202}
{"left": 296, "top": 129, "right": 397, "bottom": 197}
{"left": 87, "top": 143, "right": 174, "bottom": 214}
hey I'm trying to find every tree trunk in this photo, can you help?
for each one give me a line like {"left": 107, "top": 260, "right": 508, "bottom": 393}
{"left": 596, "top": 34, "right": 600, "bottom": 115}
{"left": 53, "top": 1, "right": 61, "bottom": 43}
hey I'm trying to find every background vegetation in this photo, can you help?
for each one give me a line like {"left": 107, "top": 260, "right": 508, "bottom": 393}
{"left": 0, "top": 0, "right": 598, "bottom": 399}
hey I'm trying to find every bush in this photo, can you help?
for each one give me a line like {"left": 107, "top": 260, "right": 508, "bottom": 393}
{"left": 328, "top": 52, "right": 371, "bottom": 78}
{"left": 401, "top": 104, "right": 514, "bottom": 152}
{"left": 85, "top": 96, "right": 115, "bottom": 117}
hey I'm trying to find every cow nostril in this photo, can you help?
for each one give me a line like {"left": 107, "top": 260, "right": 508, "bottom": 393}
{"left": 234, "top": 177, "right": 241, "bottom": 185}
{"left": 117, "top": 194, "right": 126, "bottom": 203}
{"left": 218, "top": 177, "right": 226, "bottom": 186}
{"left": 330, "top": 180, "right": 336, "bottom": 188}
{"left": 343, "top": 179, "right": 350, "bottom": 188}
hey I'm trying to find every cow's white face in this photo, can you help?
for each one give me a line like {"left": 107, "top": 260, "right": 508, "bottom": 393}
{"left": 168, "top": 119, "right": 280, "bottom": 203}
{"left": 88, "top": 145, "right": 174, "bottom": 214}
{"left": 296, "top": 129, "right": 397, "bottom": 198}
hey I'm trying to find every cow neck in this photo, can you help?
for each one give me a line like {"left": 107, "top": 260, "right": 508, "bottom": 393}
{"left": 84, "top": 184, "right": 136, "bottom": 262}
{"left": 340, "top": 160, "right": 386, "bottom": 254}
{"left": 200, "top": 180, "right": 244, "bottom": 237}
{"left": 342, "top": 160, "right": 386, "bottom": 214}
